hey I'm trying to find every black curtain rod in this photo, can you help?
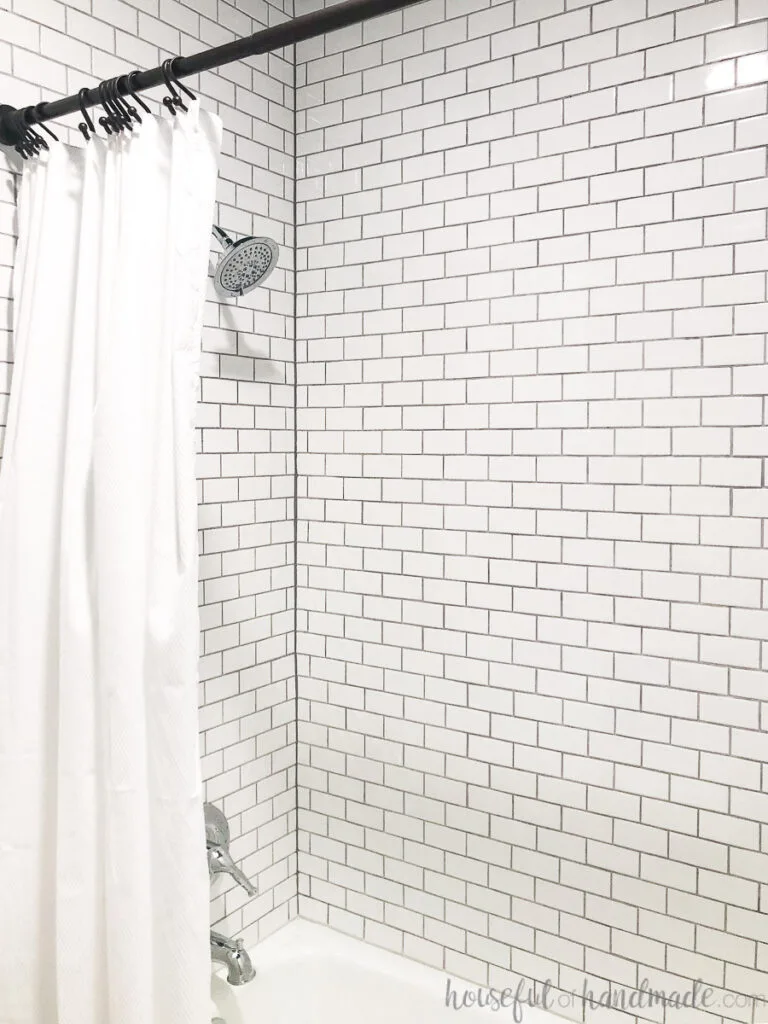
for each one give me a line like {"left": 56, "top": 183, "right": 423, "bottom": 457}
{"left": 0, "top": 0, "right": 427, "bottom": 147}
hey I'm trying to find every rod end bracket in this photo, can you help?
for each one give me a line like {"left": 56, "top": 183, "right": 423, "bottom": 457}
{"left": 0, "top": 105, "right": 26, "bottom": 146}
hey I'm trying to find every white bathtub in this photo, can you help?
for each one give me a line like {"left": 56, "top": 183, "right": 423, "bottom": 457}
{"left": 211, "top": 920, "right": 557, "bottom": 1024}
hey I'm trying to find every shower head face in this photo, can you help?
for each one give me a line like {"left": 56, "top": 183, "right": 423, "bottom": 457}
{"left": 214, "top": 236, "right": 279, "bottom": 297}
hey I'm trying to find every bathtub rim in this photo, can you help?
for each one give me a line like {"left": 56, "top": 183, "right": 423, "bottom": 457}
{"left": 212, "top": 917, "right": 562, "bottom": 1024}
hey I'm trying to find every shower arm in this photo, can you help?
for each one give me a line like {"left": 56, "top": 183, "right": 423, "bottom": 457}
{"left": 0, "top": 0, "right": 429, "bottom": 147}
{"left": 211, "top": 226, "right": 234, "bottom": 251}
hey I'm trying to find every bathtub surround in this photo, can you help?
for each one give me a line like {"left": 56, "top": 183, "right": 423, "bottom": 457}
{"left": 0, "top": 0, "right": 297, "bottom": 947}
{"left": 295, "top": 3, "right": 768, "bottom": 1024}
{"left": 1, "top": 1, "right": 767, "bottom": 1022}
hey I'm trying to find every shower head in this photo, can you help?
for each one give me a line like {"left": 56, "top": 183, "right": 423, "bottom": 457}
{"left": 211, "top": 225, "right": 279, "bottom": 298}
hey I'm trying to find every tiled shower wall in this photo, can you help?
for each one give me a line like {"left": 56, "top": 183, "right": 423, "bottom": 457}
{"left": 295, "top": 2, "right": 768, "bottom": 1023}
{"left": 3, "top": 0, "right": 768, "bottom": 1015}
{"left": 0, "top": 0, "right": 296, "bottom": 945}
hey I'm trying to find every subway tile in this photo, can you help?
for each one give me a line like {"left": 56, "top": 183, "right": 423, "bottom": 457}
{"left": 7, "top": 0, "right": 768, "bottom": 1006}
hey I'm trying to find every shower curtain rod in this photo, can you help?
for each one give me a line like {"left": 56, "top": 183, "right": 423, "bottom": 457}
{"left": 0, "top": 0, "right": 427, "bottom": 148}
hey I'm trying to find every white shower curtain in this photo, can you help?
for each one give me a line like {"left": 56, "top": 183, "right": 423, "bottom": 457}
{"left": 0, "top": 104, "right": 221, "bottom": 1024}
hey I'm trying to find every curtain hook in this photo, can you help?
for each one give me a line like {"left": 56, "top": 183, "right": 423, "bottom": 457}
{"left": 97, "top": 81, "right": 116, "bottom": 135}
{"left": 78, "top": 87, "right": 95, "bottom": 141}
{"left": 108, "top": 77, "right": 133, "bottom": 131}
{"left": 104, "top": 79, "right": 127, "bottom": 133}
{"left": 23, "top": 126, "right": 46, "bottom": 155}
{"left": 22, "top": 115, "right": 47, "bottom": 152}
{"left": 161, "top": 57, "right": 186, "bottom": 113}
{"left": 14, "top": 124, "right": 32, "bottom": 160}
{"left": 126, "top": 71, "right": 151, "bottom": 115}
{"left": 116, "top": 74, "right": 142, "bottom": 125}
{"left": 105, "top": 79, "right": 122, "bottom": 131}
{"left": 14, "top": 116, "right": 34, "bottom": 159}
{"left": 167, "top": 57, "right": 196, "bottom": 102}
{"left": 16, "top": 110, "right": 39, "bottom": 157}
{"left": 30, "top": 103, "right": 58, "bottom": 142}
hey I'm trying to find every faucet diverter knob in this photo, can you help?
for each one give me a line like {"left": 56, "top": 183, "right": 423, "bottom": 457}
{"left": 204, "top": 802, "right": 257, "bottom": 898}
{"left": 204, "top": 802, "right": 230, "bottom": 849}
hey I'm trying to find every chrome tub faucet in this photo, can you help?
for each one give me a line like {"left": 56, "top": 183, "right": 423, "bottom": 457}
{"left": 205, "top": 802, "right": 257, "bottom": 997}
{"left": 210, "top": 929, "right": 256, "bottom": 986}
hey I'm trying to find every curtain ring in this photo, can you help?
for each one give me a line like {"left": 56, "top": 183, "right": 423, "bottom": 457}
{"left": 126, "top": 71, "right": 151, "bottom": 114}
{"left": 17, "top": 107, "right": 52, "bottom": 155}
{"left": 166, "top": 56, "right": 196, "bottom": 102}
{"left": 116, "top": 74, "right": 142, "bottom": 124}
{"left": 30, "top": 103, "right": 58, "bottom": 142}
{"left": 161, "top": 57, "right": 187, "bottom": 113}
{"left": 115, "top": 78, "right": 136, "bottom": 129}
{"left": 97, "top": 81, "right": 116, "bottom": 134}
{"left": 23, "top": 127, "right": 46, "bottom": 155}
{"left": 78, "top": 87, "right": 95, "bottom": 141}
{"left": 104, "top": 79, "right": 127, "bottom": 132}
{"left": 17, "top": 109, "right": 36, "bottom": 156}
{"left": 125, "top": 101, "right": 141, "bottom": 125}
{"left": 108, "top": 77, "right": 133, "bottom": 131}
{"left": 14, "top": 125, "right": 33, "bottom": 159}
{"left": 27, "top": 125, "right": 47, "bottom": 152}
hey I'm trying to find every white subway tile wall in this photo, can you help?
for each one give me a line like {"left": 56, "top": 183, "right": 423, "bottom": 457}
{"left": 0, "top": 0, "right": 297, "bottom": 945}
{"left": 2, "top": 0, "right": 768, "bottom": 1014}
{"left": 295, "top": 1, "right": 768, "bottom": 1022}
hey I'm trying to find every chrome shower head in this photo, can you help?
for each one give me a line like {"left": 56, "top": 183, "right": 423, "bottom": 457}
{"left": 212, "top": 225, "right": 279, "bottom": 298}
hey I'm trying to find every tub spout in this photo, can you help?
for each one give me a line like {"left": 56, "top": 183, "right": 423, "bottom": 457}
{"left": 211, "top": 930, "right": 255, "bottom": 986}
